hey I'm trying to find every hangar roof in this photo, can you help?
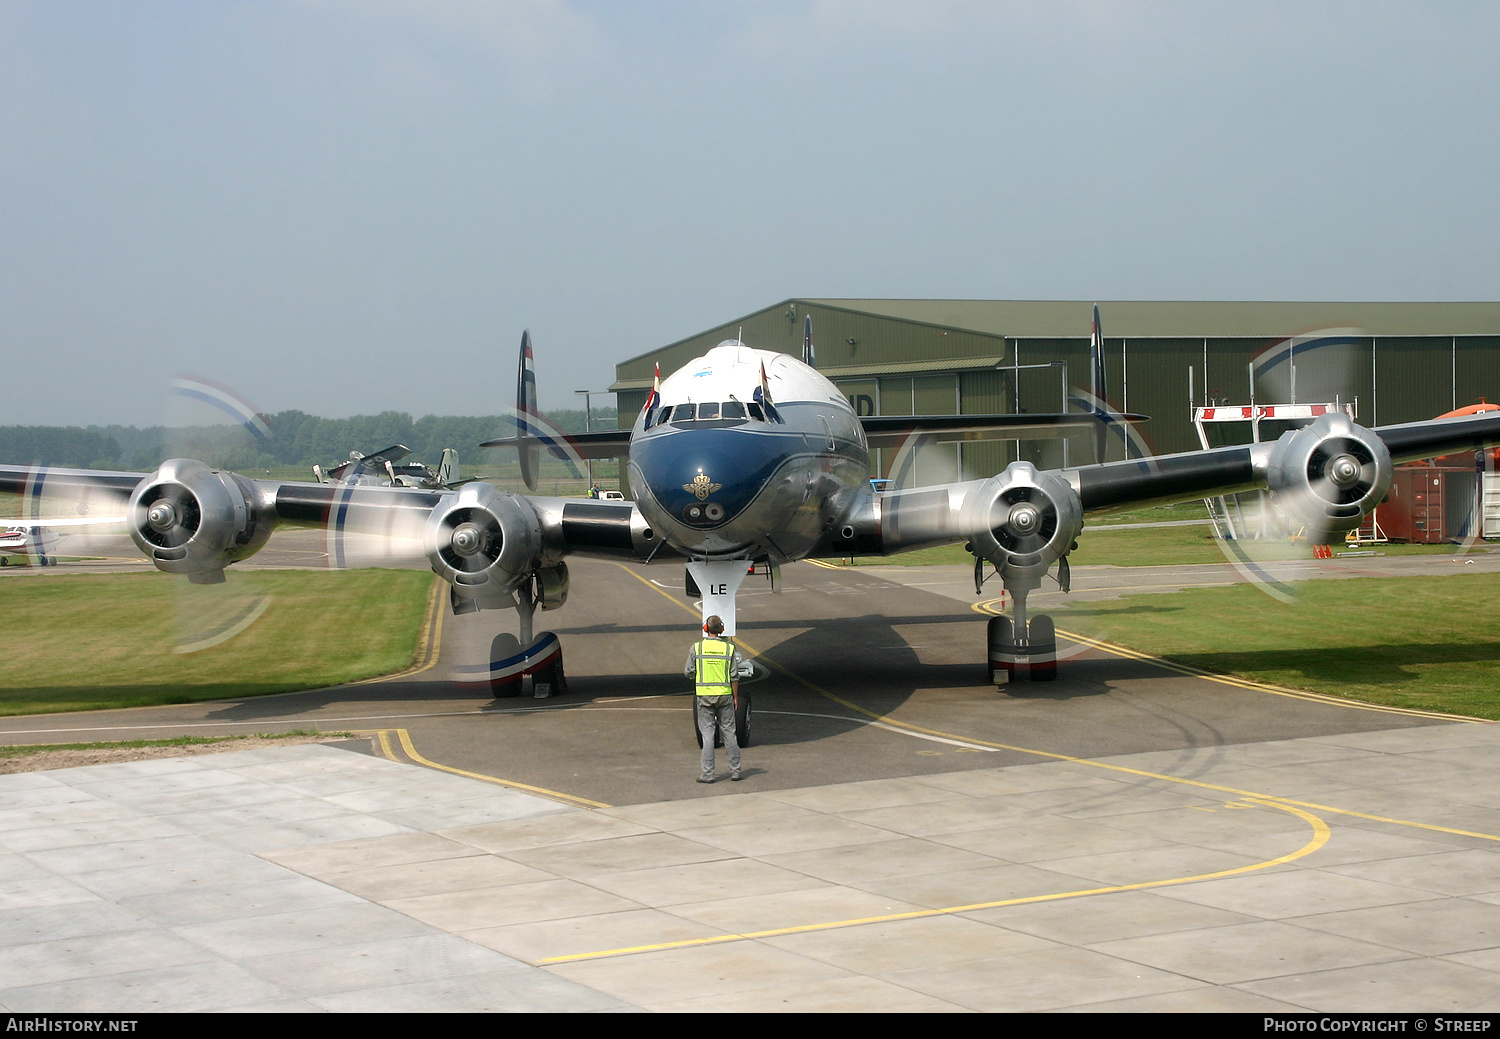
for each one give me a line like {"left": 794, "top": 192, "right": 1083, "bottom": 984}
{"left": 802, "top": 299, "right": 1500, "bottom": 338}
{"left": 611, "top": 299, "right": 1500, "bottom": 391}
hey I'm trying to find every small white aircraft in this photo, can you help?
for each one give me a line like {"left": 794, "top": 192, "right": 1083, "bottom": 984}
{"left": 0, "top": 524, "right": 63, "bottom": 566}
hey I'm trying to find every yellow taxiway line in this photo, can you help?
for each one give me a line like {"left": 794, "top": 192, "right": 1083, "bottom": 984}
{"left": 380, "top": 561, "right": 1498, "bottom": 967}
{"left": 537, "top": 797, "right": 1330, "bottom": 964}
{"left": 368, "top": 727, "right": 609, "bottom": 809}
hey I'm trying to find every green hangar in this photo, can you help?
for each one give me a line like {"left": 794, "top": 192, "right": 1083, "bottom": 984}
{"left": 610, "top": 299, "right": 1500, "bottom": 484}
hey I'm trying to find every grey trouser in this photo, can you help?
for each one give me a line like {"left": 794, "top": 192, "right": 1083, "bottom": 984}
{"left": 697, "top": 694, "right": 740, "bottom": 778}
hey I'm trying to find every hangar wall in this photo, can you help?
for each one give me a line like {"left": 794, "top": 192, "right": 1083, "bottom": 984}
{"left": 612, "top": 300, "right": 1500, "bottom": 486}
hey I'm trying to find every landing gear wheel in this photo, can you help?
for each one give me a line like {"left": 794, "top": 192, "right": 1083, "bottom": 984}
{"left": 489, "top": 633, "right": 522, "bottom": 698}
{"left": 987, "top": 615, "right": 1014, "bottom": 684}
{"left": 1028, "top": 614, "right": 1057, "bottom": 682}
{"left": 545, "top": 655, "right": 567, "bottom": 697}
{"left": 735, "top": 689, "right": 752, "bottom": 748}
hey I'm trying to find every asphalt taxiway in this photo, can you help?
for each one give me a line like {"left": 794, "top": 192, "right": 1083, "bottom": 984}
{"left": 2, "top": 552, "right": 1498, "bottom": 1010}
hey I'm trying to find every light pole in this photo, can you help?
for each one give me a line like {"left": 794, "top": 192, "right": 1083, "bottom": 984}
{"left": 574, "top": 389, "right": 596, "bottom": 490}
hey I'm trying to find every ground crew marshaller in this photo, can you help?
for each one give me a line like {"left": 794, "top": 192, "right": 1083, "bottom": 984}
{"left": 684, "top": 615, "right": 746, "bottom": 783}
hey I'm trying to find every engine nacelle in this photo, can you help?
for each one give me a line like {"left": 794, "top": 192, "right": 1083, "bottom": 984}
{"left": 1265, "top": 413, "right": 1393, "bottom": 541}
{"left": 963, "top": 462, "right": 1084, "bottom": 596}
{"left": 425, "top": 481, "right": 543, "bottom": 609}
{"left": 128, "top": 459, "right": 276, "bottom": 582}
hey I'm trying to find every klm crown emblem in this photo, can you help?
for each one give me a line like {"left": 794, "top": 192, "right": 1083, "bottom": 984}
{"left": 684, "top": 472, "right": 722, "bottom": 500}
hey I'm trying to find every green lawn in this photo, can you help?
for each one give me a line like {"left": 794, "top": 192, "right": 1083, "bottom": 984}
{"left": 839, "top": 525, "right": 1483, "bottom": 569}
{"left": 1054, "top": 572, "right": 1500, "bottom": 719}
{"left": 0, "top": 569, "right": 434, "bottom": 715}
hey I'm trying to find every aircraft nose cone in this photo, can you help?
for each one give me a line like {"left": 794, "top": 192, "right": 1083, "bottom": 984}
{"left": 632, "top": 428, "right": 781, "bottom": 530}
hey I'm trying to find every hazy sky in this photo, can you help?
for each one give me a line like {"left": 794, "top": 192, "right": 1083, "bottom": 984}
{"left": 4, "top": 1, "right": 1497, "bottom": 428}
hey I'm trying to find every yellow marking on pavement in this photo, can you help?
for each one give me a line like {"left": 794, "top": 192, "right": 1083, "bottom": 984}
{"left": 537, "top": 797, "right": 1329, "bottom": 964}
{"left": 367, "top": 727, "right": 609, "bottom": 809}
{"left": 969, "top": 598, "right": 1481, "bottom": 723}
{"left": 611, "top": 563, "right": 1500, "bottom": 846}
{"left": 348, "top": 577, "right": 446, "bottom": 685}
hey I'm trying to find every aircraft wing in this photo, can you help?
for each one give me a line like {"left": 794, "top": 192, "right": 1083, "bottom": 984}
{"left": 489, "top": 414, "right": 1152, "bottom": 456}
{"left": 845, "top": 408, "right": 1500, "bottom": 562}
{"left": 0, "top": 465, "right": 143, "bottom": 517}
{"left": 0, "top": 460, "right": 660, "bottom": 608}
{"left": 356, "top": 444, "right": 412, "bottom": 466}
{"left": 860, "top": 412, "right": 1147, "bottom": 448}
{"left": 1076, "top": 409, "right": 1500, "bottom": 512}
{"left": 481, "top": 429, "right": 634, "bottom": 461}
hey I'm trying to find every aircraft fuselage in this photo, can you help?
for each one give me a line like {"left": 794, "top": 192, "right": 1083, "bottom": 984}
{"left": 627, "top": 342, "right": 869, "bottom": 563}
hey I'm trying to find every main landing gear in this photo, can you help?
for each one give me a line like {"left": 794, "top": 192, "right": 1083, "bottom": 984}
{"left": 987, "top": 613, "right": 1057, "bottom": 682}
{"left": 457, "top": 573, "right": 568, "bottom": 699}
{"left": 981, "top": 572, "right": 1058, "bottom": 682}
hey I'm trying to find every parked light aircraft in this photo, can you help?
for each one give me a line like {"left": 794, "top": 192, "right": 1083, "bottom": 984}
{"left": 313, "top": 445, "right": 462, "bottom": 489}
{"left": 1, "top": 515, "right": 125, "bottom": 566}
{"left": 1, "top": 525, "right": 62, "bottom": 566}
{"left": 5, "top": 308, "right": 1500, "bottom": 692}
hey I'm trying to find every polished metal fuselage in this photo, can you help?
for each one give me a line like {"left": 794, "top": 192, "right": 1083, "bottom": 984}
{"left": 626, "top": 343, "right": 869, "bottom": 563}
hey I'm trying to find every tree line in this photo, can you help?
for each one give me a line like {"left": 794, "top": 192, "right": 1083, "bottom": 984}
{"left": 0, "top": 406, "right": 619, "bottom": 472}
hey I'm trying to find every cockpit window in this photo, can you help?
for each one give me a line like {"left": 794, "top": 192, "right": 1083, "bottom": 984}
{"left": 657, "top": 401, "right": 766, "bottom": 425}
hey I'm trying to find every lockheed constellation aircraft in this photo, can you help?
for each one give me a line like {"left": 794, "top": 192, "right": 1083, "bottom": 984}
{"left": 5, "top": 309, "right": 1499, "bottom": 694}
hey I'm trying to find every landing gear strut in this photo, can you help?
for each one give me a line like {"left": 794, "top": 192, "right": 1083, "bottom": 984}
{"left": 482, "top": 575, "right": 567, "bottom": 699}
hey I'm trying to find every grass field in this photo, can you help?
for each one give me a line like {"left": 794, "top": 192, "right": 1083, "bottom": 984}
{"left": 0, "top": 569, "right": 434, "bottom": 716}
{"left": 841, "top": 525, "right": 1481, "bottom": 569}
{"left": 1053, "top": 571, "right": 1500, "bottom": 720}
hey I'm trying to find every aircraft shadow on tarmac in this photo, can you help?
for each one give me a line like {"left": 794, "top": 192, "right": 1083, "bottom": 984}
{"left": 154, "top": 608, "right": 1115, "bottom": 743}
{"left": 109, "top": 603, "right": 1499, "bottom": 742}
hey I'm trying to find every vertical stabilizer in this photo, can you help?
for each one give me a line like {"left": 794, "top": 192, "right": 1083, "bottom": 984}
{"left": 1091, "top": 304, "right": 1108, "bottom": 463}
{"left": 437, "top": 448, "right": 458, "bottom": 487}
{"left": 516, "top": 330, "right": 540, "bottom": 490}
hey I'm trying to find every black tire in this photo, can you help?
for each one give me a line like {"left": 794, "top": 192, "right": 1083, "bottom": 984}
{"left": 489, "top": 633, "right": 523, "bottom": 698}
{"left": 735, "top": 689, "right": 752, "bottom": 748}
{"left": 987, "top": 614, "right": 1014, "bottom": 683}
{"left": 1028, "top": 614, "right": 1058, "bottom": 682}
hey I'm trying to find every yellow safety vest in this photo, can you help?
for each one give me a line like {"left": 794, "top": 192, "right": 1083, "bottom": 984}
{"left": 694, "top": 637, "right": 734, "bottom": 697}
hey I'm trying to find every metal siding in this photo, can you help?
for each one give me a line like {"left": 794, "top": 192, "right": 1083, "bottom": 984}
{"left": 1123, "top": 338, "right": 1210, "bottom": 456}
{"left": 835, "top": 377, "right": 880, "bottom": 417}
{"left": 959, "top": 369, "right": 1007, "bottom": 413}
{"left": 879, "top": 377, "right": 913, "bottom": 416}
{"left": 1455, "top": 336, "right": 1500, "bottom": 411}
{"left": 912, "top": 375, "right": 957, "bottom": 415}
{"left": 1375, "top": 337, "right": 1452, "bottom": 425}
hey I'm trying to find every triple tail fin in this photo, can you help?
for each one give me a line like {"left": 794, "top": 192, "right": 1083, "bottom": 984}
{"left": 1090, "top": 304, "right": 1108, "bottom": 464}
{"left": 516, "top": 330, "right": 540, "bottom": 490}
